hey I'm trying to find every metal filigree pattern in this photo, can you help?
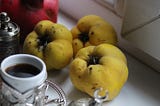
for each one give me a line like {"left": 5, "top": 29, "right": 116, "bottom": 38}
{"left": 0, "top": 80, "right": 66, "bottom": 106}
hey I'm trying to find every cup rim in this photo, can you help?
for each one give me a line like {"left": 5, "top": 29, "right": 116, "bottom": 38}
{"left": 0, "top": 54, "right": 47, "bottom": 81}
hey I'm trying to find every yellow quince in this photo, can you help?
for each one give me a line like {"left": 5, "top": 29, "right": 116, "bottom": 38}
{"left": 69, "top": 43, "right": 128, "bottom": 100}
{"left": 23, "top": 20, "right": 73, "bottom": 70}
{"left": 71, "top": 15, "right": 118, "bottom": 56}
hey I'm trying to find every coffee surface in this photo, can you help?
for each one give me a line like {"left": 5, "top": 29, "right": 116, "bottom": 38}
{"left": 5, "top": 64, "right": 40, "bottom": 78}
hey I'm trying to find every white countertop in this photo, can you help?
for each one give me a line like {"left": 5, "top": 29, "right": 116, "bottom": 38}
{"left": 47, "top": 12, "right": 160, "bottom": 106}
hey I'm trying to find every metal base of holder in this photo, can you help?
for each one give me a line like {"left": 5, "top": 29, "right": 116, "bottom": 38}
{"left": 0, "top": 80, "right": 67, "bottom": 106}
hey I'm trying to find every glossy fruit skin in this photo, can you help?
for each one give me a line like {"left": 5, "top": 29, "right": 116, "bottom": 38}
{"left": 0, "top": 0, "right": 59, "bottom": 43}
{"left": 71, "top": 15, "right": 118, "bottom": 57}
{"left": 23, "top": 20, "right": 73, "bottom": 70}
{"left": 70, "top": 43, "right": 128, "bottom": 100}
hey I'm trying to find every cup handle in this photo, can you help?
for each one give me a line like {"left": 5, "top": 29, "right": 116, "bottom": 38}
{"left": 44, "top": 80, "right": 67, "bottom": 106}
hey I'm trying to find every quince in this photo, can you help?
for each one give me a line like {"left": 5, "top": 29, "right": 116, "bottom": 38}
{"left": 69, "top": 43, "right": 128, "bottom": 100}
{"left": 23, "top": 20, "right": 73, "bottom": 70}
{"left": 71, "top": 15, "right": 118, "bottom": 56}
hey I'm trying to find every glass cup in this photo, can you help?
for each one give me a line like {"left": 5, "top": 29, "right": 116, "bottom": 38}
{"left": 0, "top": 54, "right": 47, "bottom": 93}
{"left": 0, "top": 54, "right": 67, "bottom": 106}
{"left": 0, "top": 54, "right": 47, "bottom": 106}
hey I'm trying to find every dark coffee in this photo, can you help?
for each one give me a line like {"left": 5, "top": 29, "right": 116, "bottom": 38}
{"left": 5, "top": 64, "right": 40, "bottom": 78}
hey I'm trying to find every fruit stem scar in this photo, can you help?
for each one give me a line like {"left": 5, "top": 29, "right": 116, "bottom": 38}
{"left": 87, "top": 55, "right": 100, "bottom": 66}
{"left": 37, "top": 35, "right": 51, "bottom": 51}
{"left": 78, "top": 32, "right": 89, "bottom": 44}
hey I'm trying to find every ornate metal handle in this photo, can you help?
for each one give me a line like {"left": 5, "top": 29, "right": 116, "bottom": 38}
{"left": 44, "top": 80, "right": 67, "bottom": 106}
{"left": 68, "top": 88, "right": 108, "bottom": 106}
